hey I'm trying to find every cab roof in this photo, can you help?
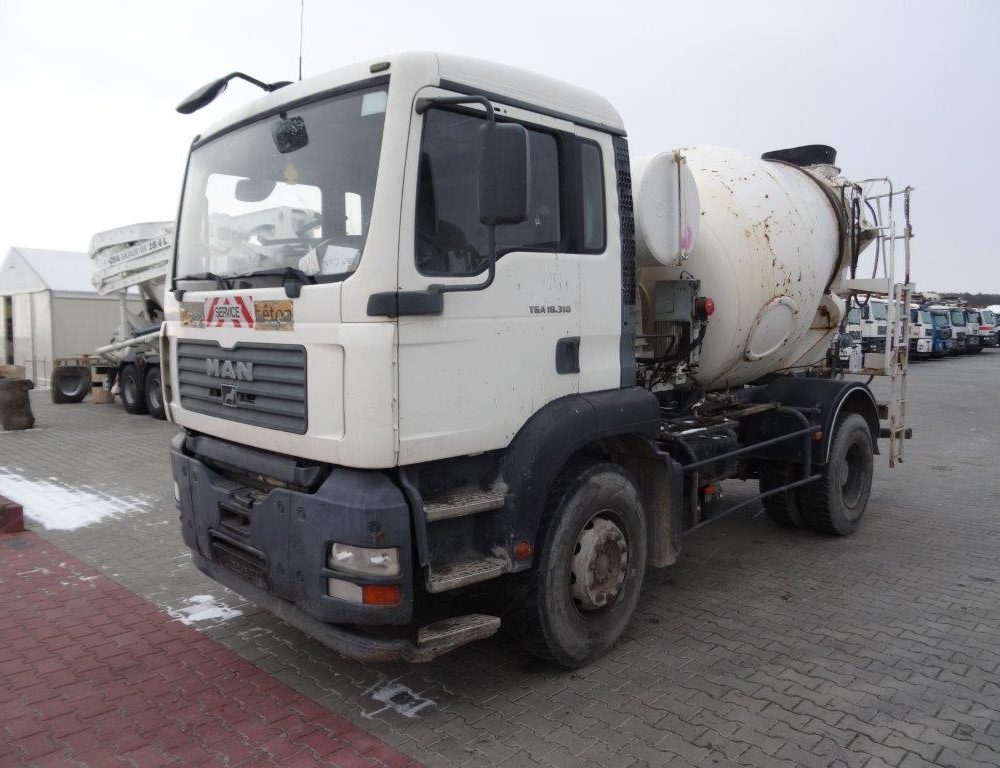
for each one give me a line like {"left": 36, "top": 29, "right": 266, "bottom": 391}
{"left": 196, "top": 51, "right": 625, "bottom": 145}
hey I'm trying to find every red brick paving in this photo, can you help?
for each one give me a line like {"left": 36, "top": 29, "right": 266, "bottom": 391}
{"left": 0, "top": 532, "right": 422, "bottom": 768}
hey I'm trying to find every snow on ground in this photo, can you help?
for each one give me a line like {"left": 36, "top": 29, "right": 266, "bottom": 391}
{"left": 0, "top": 470, "right": 148, "bottom": 531}
{"left": 168, "top": 594, "right": 243, "bottom": 625}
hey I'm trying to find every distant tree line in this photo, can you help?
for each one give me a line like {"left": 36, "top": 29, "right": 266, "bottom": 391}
{"left": 939, "top": 292, "right": 1000, "bottom": 306}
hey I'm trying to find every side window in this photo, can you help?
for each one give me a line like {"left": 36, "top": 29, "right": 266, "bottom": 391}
{"left": 414, "top": 108, "right": 562, "bottom": 277}
{"left": 579, "top": 141, "right": 605, "bottom": 251}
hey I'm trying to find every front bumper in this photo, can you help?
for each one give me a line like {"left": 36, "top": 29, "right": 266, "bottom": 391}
{"left": 862, "top": 337, "right": 886, "bottom": 354}
{"left": 909, "top": 338, "right": 933, "bottom": 355}
{"left": 171, "top": 433, "right": 414, "bottom": 628}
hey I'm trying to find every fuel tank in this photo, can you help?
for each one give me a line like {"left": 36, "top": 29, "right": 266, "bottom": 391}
{"left": 633, "top": 145, "right": 850, "bottom": 390}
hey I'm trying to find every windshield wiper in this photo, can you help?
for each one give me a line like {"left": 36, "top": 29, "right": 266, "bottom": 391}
{"left": 173, "top": 272, "right": 231, "bottom": 301}
{"left": 231, "top": 267, "right": 316, "bottom": 298}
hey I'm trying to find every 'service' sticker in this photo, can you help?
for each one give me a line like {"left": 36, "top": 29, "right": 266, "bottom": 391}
{"left": 205, "top": 296, "right": 254, "bottom": 328}
{"left": 254, "top": 300, "right": 294, "bottom": 331}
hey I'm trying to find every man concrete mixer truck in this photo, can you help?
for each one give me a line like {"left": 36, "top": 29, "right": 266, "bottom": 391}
{"left": 165, "top": 53, "right": 913, "bottom": 667}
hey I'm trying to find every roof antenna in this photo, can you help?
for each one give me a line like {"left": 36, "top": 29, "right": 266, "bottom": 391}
{"left": 298, "top": 0, "right": 305, "bottom": 81}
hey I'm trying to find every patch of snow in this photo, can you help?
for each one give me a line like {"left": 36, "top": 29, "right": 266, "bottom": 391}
{"left": 168, "top": 594, "right": 242, "bottom": 625}
{"left": 0, "top": 470, "right": 148, "bottom": 531}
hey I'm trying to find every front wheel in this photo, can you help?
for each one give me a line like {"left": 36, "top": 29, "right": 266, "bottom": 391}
{"left": 512, "top": 461, "right": 647, "bottom": 668}
{"left": 798, "top": 413, "right": 873, "bottom": 536}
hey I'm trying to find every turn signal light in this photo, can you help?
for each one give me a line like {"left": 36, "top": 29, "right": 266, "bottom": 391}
{"left": 362, "top": 585, "right": 401, "bottom": 606}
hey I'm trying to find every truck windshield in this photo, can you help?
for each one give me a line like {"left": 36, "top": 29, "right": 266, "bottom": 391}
{"left": 931, "top": 313, "right": 948, "bottom": 328}
{"left": 847, "top": 308, "right": 860, "bottom": 324}
{"left": 175, "top": 85, "right": 388, "bottom": 283}
{"left": 983, "top": 310, "right": 996, "bottom": 324}
{"left": 968, "top": 311, "right": 981, "bottom": 324}
{"left": 950, "top": 309, "right": 966, "bottom": 326}
{"left": 869, "top": 302, "right": 887, "bottom": 321}
{"left": 919, "top": 310, "right": 932, "bottom": 325}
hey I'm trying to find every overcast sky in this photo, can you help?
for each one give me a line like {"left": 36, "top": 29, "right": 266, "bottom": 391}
{"left": 1, "top": 0, "right": 996, "bottom": 292}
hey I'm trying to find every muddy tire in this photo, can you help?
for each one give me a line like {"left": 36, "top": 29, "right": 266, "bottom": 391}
{"left": 144, "top": 366, "right": 166, "bottom": 420}
{"left": 51, "top": 366, "right": 90, "bottom": 404}
{"left": 512, "top": 461, "right": 647, "bottom": 668}
{"left": 120, "top": 364, "right": 147, "bottom": 414}
{"left": 759, "top": 465, "right": 803, "bottom": 528}
{"left": 799, "top": 413, "right": 873, "bottom": 536}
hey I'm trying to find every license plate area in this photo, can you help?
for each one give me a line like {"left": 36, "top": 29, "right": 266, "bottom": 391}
{"left": 210, "top": 535, "right": 269, "bottom": 591}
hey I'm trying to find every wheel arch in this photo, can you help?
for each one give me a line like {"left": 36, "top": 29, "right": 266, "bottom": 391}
{"left": 499, "top": 388, "right": 683, "bottom": 568}
{"left": 828, "top": 386, "right": 880, "bottom": 460}
{"left": 743, "top": 377, "right": 880, "bottom": 463}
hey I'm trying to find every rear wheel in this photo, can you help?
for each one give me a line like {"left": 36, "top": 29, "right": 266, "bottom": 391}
{"left": 759, "top": 465, "right": 803, "bottom": 528}
{"left": 799, "top": 413, "right": 873, "bottom": 536}
{"left": 512, "top": 461, "right": 647, "bottom": 668}
{"left": 144, "top": 366, "right": 166, "bottom": 420}
{"left": 120, "top": 364, "right": 147, "bottom": 414}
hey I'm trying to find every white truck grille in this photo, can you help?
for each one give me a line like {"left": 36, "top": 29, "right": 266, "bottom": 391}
{"left": 176, "top": 340, "right": 307, "bottom": 434}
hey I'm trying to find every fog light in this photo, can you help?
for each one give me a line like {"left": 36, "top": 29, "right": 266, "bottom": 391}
{"left": 328, "top": 543, "right": 399, "bottom": 576}
{"left": 328, "top": 577, "right": 362, "bottom": 603}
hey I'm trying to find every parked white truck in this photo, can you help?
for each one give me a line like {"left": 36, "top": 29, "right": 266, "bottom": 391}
{"left": 164, "top": 53, "right": 912, "bottom": 666}
{"left": 89, "top": 222, "right": 173, "bottom": 418}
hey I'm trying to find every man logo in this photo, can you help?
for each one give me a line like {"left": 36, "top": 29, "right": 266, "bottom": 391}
{"left": 221, "top": 385, "right": 239, "bottom": 408}
{"left": 205, "top": 358, "right": 254, "bottom": 382}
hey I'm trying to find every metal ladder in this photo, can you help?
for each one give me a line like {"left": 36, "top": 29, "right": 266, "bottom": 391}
{"left": 841, "top": 181, "right": 914, "bottom": 468}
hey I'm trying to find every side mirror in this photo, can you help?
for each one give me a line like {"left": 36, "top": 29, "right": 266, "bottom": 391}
{"left": 176, "top": 77, "right": 229, "bottom": 115}
{"left": 477, "top": 122, "right": 528, "bottom": 226}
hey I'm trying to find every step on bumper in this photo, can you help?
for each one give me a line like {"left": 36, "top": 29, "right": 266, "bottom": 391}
{"left": 192, "top": 552, "right": 500, "bottom": 662}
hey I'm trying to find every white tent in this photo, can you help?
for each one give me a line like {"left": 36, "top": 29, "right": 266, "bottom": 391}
{"left": 0, "top": 247, "right": 140, "bottom": 386}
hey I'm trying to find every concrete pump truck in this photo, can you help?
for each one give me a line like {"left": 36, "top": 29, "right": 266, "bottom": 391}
{"left": 166, "top": 53, "right": 913, "bottom": 667}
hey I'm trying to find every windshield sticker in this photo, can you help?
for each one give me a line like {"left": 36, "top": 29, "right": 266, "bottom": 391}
{"left": 180, "top": 302, "right": 206, "bottom": 328}
{"left": 206, "top": 296, "right": 255, "bottom": 328}
{"left": 254, "top": 300, "right": 294, "bottom": 331}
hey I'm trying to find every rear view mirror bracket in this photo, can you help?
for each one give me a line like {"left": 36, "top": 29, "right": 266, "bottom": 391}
{"left": 416, "top": 95, "right": 528, "bottom": 294}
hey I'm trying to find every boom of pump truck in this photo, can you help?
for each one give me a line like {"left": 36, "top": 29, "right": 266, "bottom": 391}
{"left": 165, "top": 52, "right": 914, "bottom": 667}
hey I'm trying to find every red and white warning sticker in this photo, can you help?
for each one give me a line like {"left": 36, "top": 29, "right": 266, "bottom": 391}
{"left": 205, "top": 296, "right": 254, "bottom": 328}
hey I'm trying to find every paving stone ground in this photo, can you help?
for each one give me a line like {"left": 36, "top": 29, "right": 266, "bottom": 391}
{"left": 2, "top": 351, "right": 1000, "bottom": 767}
{"left": 0, "top": 532, "right": 420, "bottom": 768}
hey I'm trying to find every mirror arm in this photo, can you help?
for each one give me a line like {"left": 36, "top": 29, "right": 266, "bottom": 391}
{"left": 227, "top": 72, "right": 289, "bottom": 92}
{"left": 427, "top": 227, "right": 496, "bottom": 294}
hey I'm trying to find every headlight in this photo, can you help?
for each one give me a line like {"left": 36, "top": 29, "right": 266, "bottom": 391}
{"left": 328, "top": 543, "right": 399, "bottom": 577}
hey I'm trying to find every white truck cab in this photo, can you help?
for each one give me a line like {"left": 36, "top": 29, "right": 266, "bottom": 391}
{"left": 964, "top": 308, "right": 985, "bottom": 353}
{"left": 981, "top": 309, "right": 999, "bottom": 347}
{"left": 908, "top": 305, "right": 933, "bottom": 359}
{"left": 859, "top": 298, "right": 889, "bottom": 357}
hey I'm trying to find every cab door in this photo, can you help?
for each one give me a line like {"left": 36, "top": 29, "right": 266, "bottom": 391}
{"left": 393, "top": 92, "right": 606, "bottom": 466}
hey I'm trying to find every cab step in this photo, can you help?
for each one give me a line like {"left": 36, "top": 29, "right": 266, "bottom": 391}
{"left": 426, "top": 557, "right": 505, "bottom": 593}
{"left": 423, "top": 489, "right": 505, "bottom": 522}
{"left": 416, "top": 614, "right": 501, "bottom": 649}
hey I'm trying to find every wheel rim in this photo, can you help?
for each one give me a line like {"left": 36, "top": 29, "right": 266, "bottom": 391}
{"left": 123, "top": 374, "right": 136, "bottom": 404}
{"left": 570, "top": 513, "right": 628, "bottom": 612}
{"left": 840, "top": 441, "right": 868, "bottom": 509}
